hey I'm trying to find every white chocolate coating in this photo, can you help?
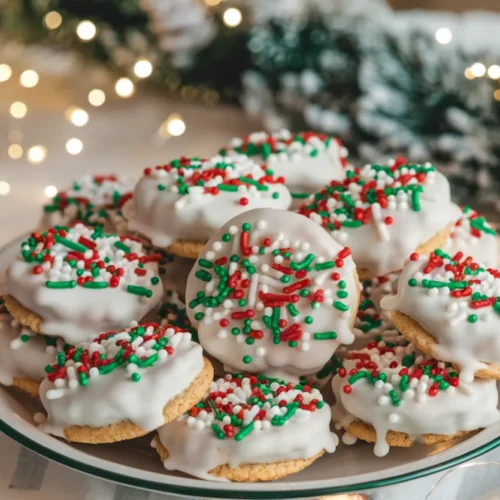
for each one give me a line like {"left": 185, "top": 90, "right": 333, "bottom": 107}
{"left": 127, "top": 155, "right": 292, "bottom": 247}
{"left": 225, "top": 130, "right": 349, "bottom": 209}
{"left": 40, "top": 326, "right": 203, "bottom": 434}
{"left": 299, "top": 161, "right": 461, "bottom": 277}
{"left": 7, "top": 224, "right": 163, "bottom": 344}
{"left": 186, "top": 208, "right": 358, "bottom": 379}
{"left": 157, "top": 374, "right": 338, "bottom": 480}
{"left": 382, "top": 252, "right": 500, "bottom": 383}
{"left": 332, "top": 341, "right": 500, "bottom": 457}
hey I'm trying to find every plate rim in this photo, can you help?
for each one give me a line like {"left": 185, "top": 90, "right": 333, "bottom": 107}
{"left": 2, "top": 234, "right": 500, "bottom": 498}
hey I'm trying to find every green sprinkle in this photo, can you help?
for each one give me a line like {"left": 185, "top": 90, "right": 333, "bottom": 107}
{"left": 304, "top": 316, "right": 313, "bottom": 324}
{"left": 198, "top": 259, "right": 214, "bottom": 268}
{"left": 333, "top": 301, "right": 349, "bottom": 312}
{"left": 131, "top": 372, "right": 141, "bottom": 382}
{"left": 222, "top": 233, "right": 231, "bottom": 242}
{"left": 235, "top": 422, "right": 254, "bottom": 441}
{"left": 272, "top": 192, "right": 279, "bottom": 199}
{"left": 114, "top": 240, "right": 131, "bottom": 254}
{"left": 468, "top": 314, "right": 478, "bottom": 323}
{"left": 408, "top": 278, "right": 417, "bottom": 287}
{"left": 46, "top": 280, "right": 77, "bottom": 289}
{"left": 194, "top": 312, "right": 204, "bottom": 321}
{"left": 83, "top": 281, "right": 108, "bottom": 289}
{"left": 211, "top": 423, "right": 226, "bottom": 439}
{"left": 21, "top": 334, "right": 30, "bottom": 342}
{"left": 195, "top": 269, "right": 212, "bottom": 282}
{"left": 313, "top": 331, "right": 338, "bottom": 340}
{"left": 54, "top": 235, "right": 87, "bottom": 253}
{"left": 151, "top": 276, "right": 160, "bottom": 285}
{"left": 126, "top": 285, "right": 152, "bottom": 297}
{"left": 242, "top": 355, "right": 252, "bottom": 364}
{"left": 287, "top": 303, "right": 299, "bottom": 317}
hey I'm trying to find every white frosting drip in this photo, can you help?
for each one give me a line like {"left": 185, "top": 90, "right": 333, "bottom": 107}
{"left": 40, "top": 339, "right": 204, "bottom": 433}
{"left": 127, "top": 155, "right": 292, "bottom": 247}
{"left": 332, "top": 342, "right": 500, "bottom": 457}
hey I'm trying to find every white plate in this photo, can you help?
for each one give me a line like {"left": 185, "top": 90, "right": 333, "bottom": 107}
{"left": 1, "top": 235, "right": 500, "bottom": 499}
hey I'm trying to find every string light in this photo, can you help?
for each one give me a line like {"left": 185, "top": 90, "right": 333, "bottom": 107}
{"left": 44, "top": 185, "right": 58, "bottom": 198}
{"left": 0, "top": 182, "right": 11, "bottom": 196}
{"left": 134, "top": 60, "right": 153, "bottom": 78}
{"left": 0, "top": 64, "right": 12, "bottom": 82}
{"left": 115, "top": 77, "right": 135, "bottom": 98}
{"left": 8, "top": 144, "right": 23, "bottom": 160}
{"left": 159, "top": 114, "right": 186, "bottom": 138}
{"left": 27, "top": 145, "right": 47, "bottom": 164}
{"left": 43, "top": 11, "right": 62, "bottom": 30}
{"left": 66, "top": 108, "right": 89, "bottom": 126}
{"left": 435, "top": 28, "right": 452, "bottom": 45}
{"left": 66, "top": 138, "right": 83, "bottom": 155}
{"left": 76, "top": 20, "right": 97, "bottom": 41}
{"left": 88, "top": 89, "right": 105, "bottom": 106}
{"left": 223, "top": 8, "right": 242, "bottom": 28}
{"left": 470, "top": 63, "right": 486, "bottom": 78}
{"left": 487, "top": 65, "right": 500, "bottom": 79}
{"left": 464, "top": 68, "right": 475, "bottom": 80}
{"left": 10, "top": 102, "right": 27, "bottom": 119}
{"left": 205, "top": 0, "right": 222, "bottom": 5}
{"left": 20, "top": 70, "right": 39, "bottom": 88}
{"left": 494, "top": 89, "right": 500, "bottom": 101}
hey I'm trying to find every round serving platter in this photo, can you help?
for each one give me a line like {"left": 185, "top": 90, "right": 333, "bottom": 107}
{"left": 1, "top": 234, "right": 500, "bottom": 499}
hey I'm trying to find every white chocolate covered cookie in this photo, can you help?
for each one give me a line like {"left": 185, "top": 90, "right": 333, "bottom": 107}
{"left": 127, "top": 155, "right": 292, "bottom": 248}
{"left": 186, "top": 208, "right": 359, "bottom": 379}
{"left": 332, "top": 340, "right": 500, "bottom": 456}
{"left": 156, "top": 373, "right": 338, "bottom": 481}
{"left": 6, "top": 224, "right": 163, "bottom": 344}
{"left": 299, "top": 158, "right": 461, "bottom": 277}
{"left": 222, "top": 130, "right": 349, "bottom": 209}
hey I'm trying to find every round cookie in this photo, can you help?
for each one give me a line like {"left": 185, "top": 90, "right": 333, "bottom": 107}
{"left": 332, "top": 340, "right": 500, "bottom": 457}
{"left": 298, "top": 158, "right": 461, "bottom": 279}
{"left": 126, "top": 155, "right": 292, "bottom": 255}
{"left": 442, "top": 206, "right": 498, "bottom": 267}
{"left": 40, "top": 174, "right": 134, "bottom": 234}
{"left": 6, "top": 224, "right": 163, "bottom": 344}
{"left": 155, "top": 373, "right": 337, "bottom": 481}
{"left": 186, "top": 208, "right": 360, "bottom": 380}
{"left": 39, "top": 322, "right": 213, "bottom": 443}
{"left": 221, "top": 130, "right": 350, "bottom": 209}
{"left": 382, "top": 250, "right": 500, "bottom": 383}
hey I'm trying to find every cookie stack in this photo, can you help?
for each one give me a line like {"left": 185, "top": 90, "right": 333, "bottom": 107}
{"left": 1, "top": 128, "right": 499, "bottom": 482}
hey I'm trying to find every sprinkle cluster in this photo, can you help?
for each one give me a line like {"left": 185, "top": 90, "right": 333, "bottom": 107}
{"left": 143, "top": 155, "right": 286, "bottom": 207}
{"left": 340, "top": 341, "right": 460, "bottom": 407}
{"left": 452, "top": 206, "right": 496, "bottom": 240}
{"left": 44, "top": 322, "right": 192, "bottom": 388}
{"left": 20, "top": 223, "right": 161, "bottom": 297}
{"left": 43, "top": 174, "right": 133, "bottom": 228}
{"left": 407, "top": 250, "right": 500, "bottom": 324}
{"left": 157, "top": 291, "right": 198, "bottom": 342}
{"left": 189, "top": 218, "right": 354, "bottom": 366}
{"left": 299, "top": 158, "right": 436, "bottom": 242}
{"left": 182, "top": 374, "right": 325, "bottom": 440}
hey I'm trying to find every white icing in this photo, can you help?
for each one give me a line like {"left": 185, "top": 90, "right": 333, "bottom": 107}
{"left": 381, "top": 252, "right": 500, "bottom": 382}
{"left": 226, "top": 130, "right": 349, "bottom": 209}
{"left": 300, "top": 162, "right": 461, "bottom": 276}
{"left": 157, "top": 374, "right": 338, "bottom": 480}
{"left": 185, "top": 208, "right": 358, "bottom": 378}
{"left": 127, "top": 155, "right": 292, "bottom": 247}
{"left": 332, "top": 342, "right": 500, "bottom": 457}
{"left": 7, "top": 224, "right": 163, "bottom": 344}
{"left": 442, "top": 207, "right": 498, "bottom": 267}
{"left": 40, "top": 327, "right": 204, "bottom": 433}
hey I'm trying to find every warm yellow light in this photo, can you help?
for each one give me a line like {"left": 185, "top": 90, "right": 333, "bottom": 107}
{"left": 66, "top": 138, "right": 83, "bottom": 155}
{"left": 44, "top": 11, "right": 62, "bottom": 30}
{"left": 115, "top": 77, "right": 135, "bottom": 98}
{"left": 27, "top": 145, "right": 47, "bottom": 164}
{"left": 494, "top": 89, "right": 500, "bottom": 101}
{"left": 205, "top": 0, "right": 221, "bottom": 6}
{"left": 44, "top": 185, "right": 58, "bottom": 198}
{"left": 10, "top": 102, "right": 27, "bottom": 119}
{"left": 435, "top": 27, "right": 452, "bottom": 44}
{"left": 68, "top": 108, "right": 89, "bottom": 126}
{"left": 464, "top": 67, "right": 475, "bottom": 80}
{"left": 20, "top": 69, "right": 39, "bottom": 88}
{"left": 471, "top": 62, "right": 486, "bottom": 77}
{"left": 76, "top": 20, "right": 97, "bottom": 41}
{"left": 88, "top": 89, "right": 105, "bottom": 106}
{"left": 0, "top": 182, "right": 10, "bottom": 196}
{"left": 487, "top": 65, "right": 500, "bottom": 79}
{"left": 134, "top": 59, "right": 153, "bottom": 78}
{"left": 223, "top": 8, "right": 242, "bottom": 27}
{"left": 159, "top": 114, "right": 186, "bottom": 138}
{"left": 8, "top": 144, "right": 23, "bottom": 160}
{"left": 0, "top": 64, "right": 12, "bottom": 82}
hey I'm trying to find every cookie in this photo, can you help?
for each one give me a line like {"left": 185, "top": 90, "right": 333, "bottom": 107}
{"left": 126, "top": 156, "right": 292, "bottom": 255}
{"left": 298, "top": 158, "right": 461, "bottom": 278}
{"left": 382, "top": 250, "right": 500, "bottom": 383}
{"left": 39, "top": 322, "right": 213, "bottom": 443}
{"left": 332, "top": 340, "right": 500, "bottom": 456}
{"left": 40, "top": 174, "right": 135, "bottom": 234}
{"left": 155, "top": 373, "right": 337, "bottom": 481}
{"left": 221, "top": 130, "right": 350, "bottom": 209}
{"left": 442, "top": 206, "right": 498, "bottom": 267}
{"left": 186, "top": 208, "right": 360, "bottom": 380}
{"left": 6, "top": 224, "right": 163, "bottom": 344}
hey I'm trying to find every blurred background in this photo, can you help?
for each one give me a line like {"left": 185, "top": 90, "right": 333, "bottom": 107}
{"left": 1, "top": 0, "right": 500, "bottom": 241}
